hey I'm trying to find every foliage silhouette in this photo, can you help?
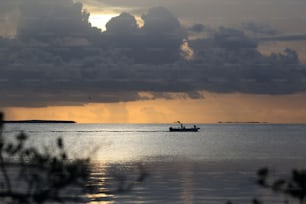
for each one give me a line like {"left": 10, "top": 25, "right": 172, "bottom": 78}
{"left": 256, "top": 167, "right": 306, "bottom": 204}
{"left": 0, "top": 112, "right": 148, "bottom": 203}
{"left": 0, "top": 112, "right": 91, "bottom": 203}
{"left": 228, "top": 167, "right": 306, "bottom": 204}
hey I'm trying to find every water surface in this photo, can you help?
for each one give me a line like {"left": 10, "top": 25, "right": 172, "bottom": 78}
{"left": 3, "top": 124, "right": 306, "bottom": 203}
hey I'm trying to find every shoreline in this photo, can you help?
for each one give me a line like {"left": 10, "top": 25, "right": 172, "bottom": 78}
{"left": 3, "top": 120, "right": 76, "bottom": 124}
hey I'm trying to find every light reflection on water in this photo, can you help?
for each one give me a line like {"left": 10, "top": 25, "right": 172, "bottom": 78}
{"left": 86, "top": 160, "right": 302, "bottom": 204}
{"left": 3, "top": 123, "right": 306, "bottom": 203}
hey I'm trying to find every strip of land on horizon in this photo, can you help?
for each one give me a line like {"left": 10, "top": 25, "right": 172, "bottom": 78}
{"left": 3, "top": 120, "right": 76, "bottom": 123}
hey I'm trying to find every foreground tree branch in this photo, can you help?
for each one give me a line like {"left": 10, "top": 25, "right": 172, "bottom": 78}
{"left": 0, "top": 112, "right": 90, "bottom": 203}
{"left": 0, "top": 112, "right": 148, "bottom": 204}
{"left": 0, "top": 113, "right": 12, "bottom": 193}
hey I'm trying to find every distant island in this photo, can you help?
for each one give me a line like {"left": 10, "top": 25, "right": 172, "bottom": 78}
{"left": 4, "top": 120, "right": 76, "bottom": 124}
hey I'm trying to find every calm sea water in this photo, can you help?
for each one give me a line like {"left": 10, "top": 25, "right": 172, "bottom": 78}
{"left": 3, "top": 124, "right": 306, "bottom": 203}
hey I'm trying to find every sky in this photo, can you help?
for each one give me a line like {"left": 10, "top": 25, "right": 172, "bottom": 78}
{"left": 1, "top": 0, "right": 306, "bottom": 123}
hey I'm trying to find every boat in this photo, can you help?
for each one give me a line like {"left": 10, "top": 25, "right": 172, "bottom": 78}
{"left": 169, "top": 121, "right": 200, "bottom": 132}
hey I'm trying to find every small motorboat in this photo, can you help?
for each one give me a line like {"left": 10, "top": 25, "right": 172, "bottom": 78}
{"left": 169, "top": 121, "right": 200, "bottom": 132}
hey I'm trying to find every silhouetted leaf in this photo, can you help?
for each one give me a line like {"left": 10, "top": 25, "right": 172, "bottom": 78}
{"left": 57, "top": 138, "right": 63, "bottom": 149}
{"left": 252, "top": 198, "right": 262, "bottom": 204}
{"left": 5, "top": 143, "right": 14, "bottom": 154}
{"left": 0, "top": 112, "right": 3, "bottom": 125}
{"left": 61, "top": 153, "right": 67, "bottom": 160}
{"left": 257, "top": 167, "right": 269, "bottom": 177}
{"left": 257, "top": 178, "right": 266, "bottom": 187}
{"left": 272, "top": 179, "right": 286, "bottom": 191}
{"left": 16, "top": 132, "right": 27, "bottom": 141}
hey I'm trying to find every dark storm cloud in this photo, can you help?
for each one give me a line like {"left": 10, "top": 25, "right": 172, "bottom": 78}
{"left": 212, "top": 27, "right": 257, "bottom": 49}
{"left": 17, "top": 0, "right": 101, "bottom": 41}
{"left": 241, "top": 22, "right": 280, "bottom": 36}
{"left": 105, "top": 12, "right": 138, "bottom": 34}
{"left": 141, "top": 7, "right": 181, "bottom": 34}
{"left": 258, "top": 34, "right": 306, "bottom": 42}
{"left": 189, "top": 24, "right": 206, "bottom": 33}
{"left": 1, "top": 0, "right": 306, "bottom": 107}
{"left": 188, "top": 27, "right": 306, "bottom": 94}
{"left": 103, "top": 6, "right": 186, "bottom": 64}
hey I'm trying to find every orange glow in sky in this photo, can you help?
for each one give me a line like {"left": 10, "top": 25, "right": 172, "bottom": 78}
{"left": 3, "top": 92, "right": 306, "bottom": 124}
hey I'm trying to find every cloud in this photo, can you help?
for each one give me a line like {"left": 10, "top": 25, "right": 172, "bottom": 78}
{"left": 241, "top": 22, "right": 280, "bottom": 36}
{"left": 105, "top": 12, "right": 138, "bottom": 34}
{"left": 17, "top": 0, "right": 101, "bottom": 41}
{"left": 188, "top": 27, "right": 306, "bottom": 94}
{"left": 0, "top": 1, "right": 20, "bottom": 37}
{"left": 187, "top": 24, "right": 217, "bottom": 36}
{"left": 82, "top": 0, "right": 306, "bottom": 36}
{"left": 189, "top": 24, "right": 206, "bottom": 33}
{"left": 258, "top": 34, "right": 306, "bottom": 42}
{"left": 212, "top": 27, "right": 258, "bottom": 49}
{"left": 141, "top": 7, "right": 181, "bottom": 34}
{"left": 103, "top": 6, "right": 186, "bottom": 64}
{"left": 0, "top": 1, "right": 306, "bottom": 107}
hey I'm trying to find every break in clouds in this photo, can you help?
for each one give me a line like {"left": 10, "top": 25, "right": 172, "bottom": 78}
{"left": 0, "top": 0, "right": 306, "bottom": 107}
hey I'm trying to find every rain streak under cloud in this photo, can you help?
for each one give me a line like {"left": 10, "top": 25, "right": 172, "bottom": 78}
{"left": 0, "top": 0, "right": 306, "bottom": 107}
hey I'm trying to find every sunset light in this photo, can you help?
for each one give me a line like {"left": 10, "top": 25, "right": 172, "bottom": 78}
{"left": 4, "top": 93, "right": 306, "bottom": 124}
{"left": 1, "top": 0, "right": 306, "bottom": 203}
{"left": 89, "top": 13, "right": 119, "bottom": 31}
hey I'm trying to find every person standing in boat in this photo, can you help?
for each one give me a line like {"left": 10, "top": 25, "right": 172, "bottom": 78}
{"left": 178, "top": 121, "right": 184, "bottom": 129}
